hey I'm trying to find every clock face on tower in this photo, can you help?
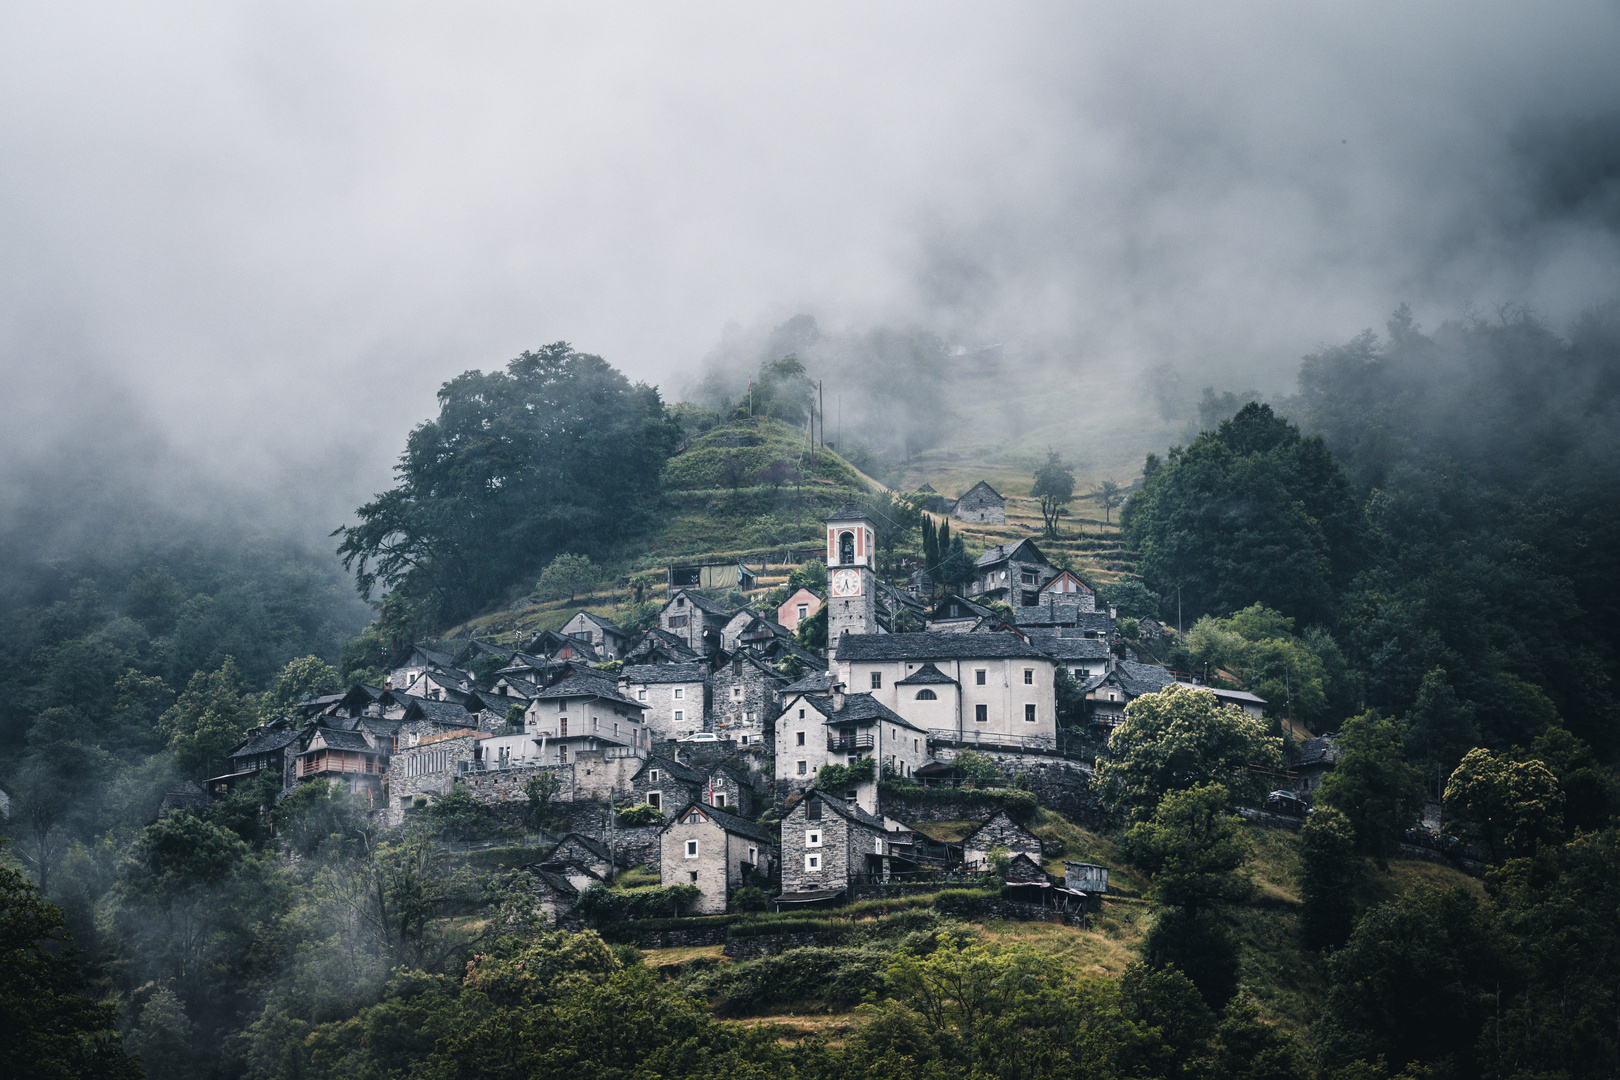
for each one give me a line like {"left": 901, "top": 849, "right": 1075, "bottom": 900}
{"left": 831, "top": 568, "right": 863, "bottom": 597}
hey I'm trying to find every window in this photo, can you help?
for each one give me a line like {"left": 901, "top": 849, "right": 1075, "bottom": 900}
{"left": 806, "top": 854, "right": 821, "bottom": 870}
{"left": 870, "top": 672, "right": 882, "bottom": 689}
{"left": 674, "top": 687, "right": 684, "bottom": 699}
{"left": 674, "top": 710, "right": 684, "bottom": 722}
{"left": 838, "top": 531, "right": 855, "bottom": 564}
{"left": 876, "top": 837, "right": 885, "bottom": 853}
{"left": 915, "top": 689, "right": 937, "bottom": 700}
{"left": 1021, "top": 572, "right": 1035, "bottom": 584}
{"left": 806, "top": 796, "right": 821, "bottom": 820}
{"left": 689, "top": 871, "right": 698, "bottom": 882}
{"left": 714, "top": 793, "right": 727, "bottom": 807}
{"left": 1025, "top": 704, "right": 1037, "bottom": 723}
{"left": 798, "top": 708, "right": 805, "bottom": 718}
{"left": 976, "top": 704, "right": 988, "bottom": 723}
{"left": 748, "top": 846, "right": 757, "bottom": 865}
{"left": 677, "top": 597, "right": 686, "bottom": 607}
{"left": 975, "top": 670, "right": 986, "bottom": 685}
{"left": 559, "top": 719, "right": 568, "bottom": 736}
{"left": 1024, "top": 669, "right": 1034, "bottom": 685}
{"left": 797, "top": 760, "right": 807, "bottom": 774}
{"left": 637, "top": 689, "right": 647, "bottom": 701}
{"left": 1074, "top": 667, "right": 1089, "bottom": 678}
{"left": 648, "top": 791, "right": 661, "bottom": 809}
{"left": 797, "top": 604, "right": 808, "bottom": 619}
{"left": 806, "top": 830, "right": 822, "bottom": 847}
{"left": 558, "top": 745, "right": 568, "bottom": 761}
{"left": 649, "top": 769, "right": 660, "bottom": 783}
{"left": 685, "top": 840, "right": 699, "bottom": 858}
{"left": 732, "top": 687, "right": 743, "bottom": 700}
{"left": 796, "top": 731, "right": 805, "bottom": 746}
{"left": 740, "top": 735, "right": 749, "bottom": 746}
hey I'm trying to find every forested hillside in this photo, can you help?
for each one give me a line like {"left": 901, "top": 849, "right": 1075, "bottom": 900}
{"left": 3, "top": 307, "right": 1619, "bottom": 1080}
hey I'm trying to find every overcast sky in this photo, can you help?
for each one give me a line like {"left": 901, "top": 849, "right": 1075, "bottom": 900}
{"left": 3, "top": 2, "right": 1619, "bottom": 531}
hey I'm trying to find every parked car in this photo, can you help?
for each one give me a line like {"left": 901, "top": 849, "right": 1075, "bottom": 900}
{"left": 680, "top": 731, "right": 719, "bottom": 742}
{"left": 1266, "top": 789, "right": 1308, "bottom": 817}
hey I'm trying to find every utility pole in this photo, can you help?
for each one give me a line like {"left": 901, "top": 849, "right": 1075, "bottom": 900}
{"left": 819, "top": 381, "right": 824, "bottom": 451}
{"left": 1177, "top": 586, "right": 1182, "bottom": 639}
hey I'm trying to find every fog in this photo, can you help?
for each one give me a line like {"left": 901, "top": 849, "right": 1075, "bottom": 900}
{"left": 2, "top": 2, "right": 1619, "bottom": 534}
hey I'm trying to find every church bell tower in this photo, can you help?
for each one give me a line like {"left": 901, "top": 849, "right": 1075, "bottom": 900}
{"left": 825, "top": 505, "right": 880, "bottom": 642}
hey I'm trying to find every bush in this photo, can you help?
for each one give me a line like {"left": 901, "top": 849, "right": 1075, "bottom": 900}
{"left": 877, "top": 783, "right": 1039, "bottom": 824}
{"left": 683, "top": 946, "right": 890, "bottom": 1015}
{"left": 814, "top": 757, "right": 873, "bottom": 792}
{"left": 576, "top": 883, "right": 704, "bottom": 922}
{"left": 616, "top": 803, "right": 664, "bottom": 827}
{"left": 732, "top": 886, "right": 770, "bottom": 911}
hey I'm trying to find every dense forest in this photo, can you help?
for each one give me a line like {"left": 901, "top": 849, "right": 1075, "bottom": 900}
{"left": 4, "top": 306, "right": 1620, "bottom": 1079}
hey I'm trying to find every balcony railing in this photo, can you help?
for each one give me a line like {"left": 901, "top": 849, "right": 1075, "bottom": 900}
{"left": 828, "top": 734, "right": 875, "bottom": 752}
{"left": 926, "top": 728, "right": 1064, "bottom": 754}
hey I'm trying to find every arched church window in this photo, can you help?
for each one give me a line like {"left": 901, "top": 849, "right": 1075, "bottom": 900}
{"left": 914, "top": 689, "right": 937, "bottom": 700}
{"left": 838, "top": 531, "right": 855, "bottom": 565}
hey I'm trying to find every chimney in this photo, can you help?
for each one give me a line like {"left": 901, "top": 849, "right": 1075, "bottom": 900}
{"left": 831, "top": 681, "right": 846, "bottom": 712}
{"left": 1108, "top": 605, "right": 1117, "bottom": 620}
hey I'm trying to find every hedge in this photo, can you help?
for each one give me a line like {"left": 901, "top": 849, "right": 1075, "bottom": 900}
{"left": 877, "top": 783, "right": 1039, "bottom": 823}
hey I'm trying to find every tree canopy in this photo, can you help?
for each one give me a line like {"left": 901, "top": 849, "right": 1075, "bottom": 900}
{"left": 336, "top": 343, "right": 681, "bottom": 625}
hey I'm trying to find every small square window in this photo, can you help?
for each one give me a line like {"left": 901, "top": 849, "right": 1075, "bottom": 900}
{"left": 870, "top": 672, "right": 882, "bottom": 689}
{"left": 689, "top": 870, "right": 698, "bottom": 883}
{"left": 976, "top": 704, "right": 988, "bottom": 723}
{"left": 637, "top": 689, "right": 647, "bottom": 701}
{"left": 806, "top": 830, "right": 822, "bottom": 847}
{"left": 674, "top": 687, "right": 684, "bottom": 699}
{"left": 797, "top": 604, "right": 808, "bottom": 619}
{"left": 740, "top": 735, "right": 749, "bottom": 746}
{"left": 1026, "top": 704, "right": 1037, "bottom": 723}
{"left": 732, "top": 687, "right": 743, "bottom": 700}
{"left": 649, "top": 770, "right": 660, "bottom": 783}
{"left": 1024, "top": 669, "right": 1033, "bottom": 685}
{"left": 674, "top": 710, "right": 684, "bottom": 722}
{"left": 685, "top": 840, "right": 699, "bottom": 858}
{"left": 796, "top": 731, "right": 806, "bottom": 746}
{"left": 806, "top": 854, "right": 820, "bottom": 870}
{"left": 975, "top": 670, "right": 986, "bottom": 685}
{"left": 648, "top": 791, "right": 661, "bottom": 809}
{"left": 797, "top": 760, "right": 807, "bottom": 775}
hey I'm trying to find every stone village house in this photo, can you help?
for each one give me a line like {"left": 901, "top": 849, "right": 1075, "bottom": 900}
{"left": 773, "top": 687, "right": 928, "bottom": 806}
{"left": 961, "top": 809, "right": 1044, "bottom": 870}
{"left": 952, "top": 480, "right": 1006, "bottom": 525}
{"left": 618, "top": 663, "right": 708, "bottom": 741}
{"left": 777, "top": 791, "right": 895, "bottom": 907}
{"left": 660, "top": 802, "right": 778, "bottom": 915}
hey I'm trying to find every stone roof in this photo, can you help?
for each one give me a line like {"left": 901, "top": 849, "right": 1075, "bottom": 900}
{"left": 534, "top": 670, "right": 645, "bottom": 709}
{"left": 231, "top": 722, "right": 300, "bottom": 757}
{"left": 569, "top": 610, "right": 627, "bottom": 636}
{"left": 408, "top": 642, "right": 458, "bottom": 669}
{"left": 974, "top": 538, "right": 1049, "bottom": 569}
{"left": 963, "top": 808, "right": 1040, "bottom": 848}
{"left": 823, "top": 692, "right": 924, "bottom": 732}
{"left": 1015, "top": 603, "right": 1110, "bottom": 631}
{"left": 305, "top": 727, "right": 373, "bottom": 753}
{"left": 826, "top": 503, "right": 872, "bottom": 522}
{"left": 1297, "top": 736, "right": 1339, "bottom": 768}
{"left": 635, "top": 755, "right": 709, "bottom": 785}
{"left": 670, "top": 589, "right": 731, "bottom": 616}
{"left": 620, "top": 663, "right": 707, "bottom": 685}
{"left": 1113, "top": 661, "right": 1175, "bottom": 697}
{"left": 836, "top": 632, "right": 1052, "bottom": 662}
{"left": 664, "top": 802, "right": 776, "bottom": 846}
{"left": 956, "top": 481, "right": 1005, "bottom": 507}
{"left": 527, "top": 867, "right": 579, "bottom": 896}
{"left": 928, "top": 594, "right": 997, "bottom": 621}
{"left": 782, "top": 669, "right": 838, "bottom": 694}
{"left": 894, "top": 662, "right": 958, "bottom": 685}
{"left": 812, "top": 791, "right": 886, "bottom": 831}
{"left": 396, "top": 695, "right": 481, "bottom": 728}
{"left": 540, "top": 833, "right": 614, "bottom": 866}
{"left": 1025, "top": 632, "right": 1112, "bottom": 661}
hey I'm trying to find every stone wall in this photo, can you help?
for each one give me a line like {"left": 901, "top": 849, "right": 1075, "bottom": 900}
{"left": 459, "top": 763, "right": 579, "bottom": 808}
{"left": 933, "top": 895, "right": 1086, "bottom": 927}
{"left": 722, "top": 931, "right": 841, "bottom": 959}
{"left": 710, "top": 655, "right": 786, "bottom": 746}
{"left": 924, "top": 748, "right": 1107, "bottom": 824}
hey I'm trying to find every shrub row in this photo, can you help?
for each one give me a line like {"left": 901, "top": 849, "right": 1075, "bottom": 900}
{"left": 878, "top": 782, "right": 1039, "bottom": 823}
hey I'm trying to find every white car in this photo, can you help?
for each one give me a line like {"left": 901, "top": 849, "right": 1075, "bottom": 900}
{"left": 680, "top": 731, "right": 720, "bottom": 742}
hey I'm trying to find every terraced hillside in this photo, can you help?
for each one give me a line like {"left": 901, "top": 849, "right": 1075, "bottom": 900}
{"left": 445, "top": 416, "right": 1149, "bottom": 642}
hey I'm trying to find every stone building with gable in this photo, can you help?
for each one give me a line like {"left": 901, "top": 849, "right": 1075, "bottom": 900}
{"left": 773, "top": 685, "right": 928, "bottom": 800}
{"left": 708, "top": 650, "right": 790, "bottom": 748}
{"left": 834, "top": 632, "right": 1060, "bottom": 744}
{"left": 970, "top": 539, "right": 1057, "bottom": 606}
{"left": 659, "top": 589, "right": 733, "bottom": 656}
{"left": 777, "top": 791, "right": 892, "bottom": 905}
{"left": 559, "top": 611, "right": 633, "bottom": 661}
{"left": 660, "top": 802, "right": 777, "bottom": 914}
{"left": 962, "top": 809, "right": 1044, "bottom": 870}
{"left": 952, "top": 481, "right": 1006, "bottom": 525}
{"left": 618, "top": 663, "right": 708, "bottom": 741}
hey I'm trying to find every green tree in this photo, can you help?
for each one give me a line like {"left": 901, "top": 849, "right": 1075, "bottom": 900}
{"left": 1401, "top": 667, "right": 1479, "bottom": 783}
{"left": 1184, "top": 604, "right": 1331, "bottom": 725}
{"left": 161, "top": 655, "right": 252, "bottom": 779}
{"left": 0, "top": 848, "right": 141, "bottom": 1080}
{"left": 1444, "top": 748, "right": 1564, "bottom": 861}
{"left": 258, "top": 654, "right": 343, "bottom": 723}
{"left": 1298, "top": 805, "right": 1358, "bottom": 950}
{"left": 524, "top": 771, "right": 563, "bottom": 831}
{"left": 270, "top": 777, "right": 365, "bottom": 856}
{"left": 536, "top": 552, "right": 596, "bottom": 602}
{"left": 1097, "top": 578, "right": 1161, "bottom": 620}
{"left": 1031, "top": 450, "right": 1076, "bottom": 538}
{"left": 425, "top": 785, "right": 491, "bottom": 841}
{"left": 1316, "top": 711, "right": 1425, "bottom": 864}
{"left": 795, "top": 604, "right": 827, "bottom": 651}
{"left": 1314, "top": 885, "right": 1518, "bottom": 1076}
{"left": 335, "top": 343, "right": 681, "bottom": 625}
{"left": 1098, "top": 683, "right": 1283, "bottom": 819}
{"left": 1123, "top": 783, "right": 1254, "bottom": 916}
{"left": 1095, "top": 478, "right": 1123, "bottom": 525}
{"left": 1122, "top": 402, "right": 1367, "bottom": 625}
